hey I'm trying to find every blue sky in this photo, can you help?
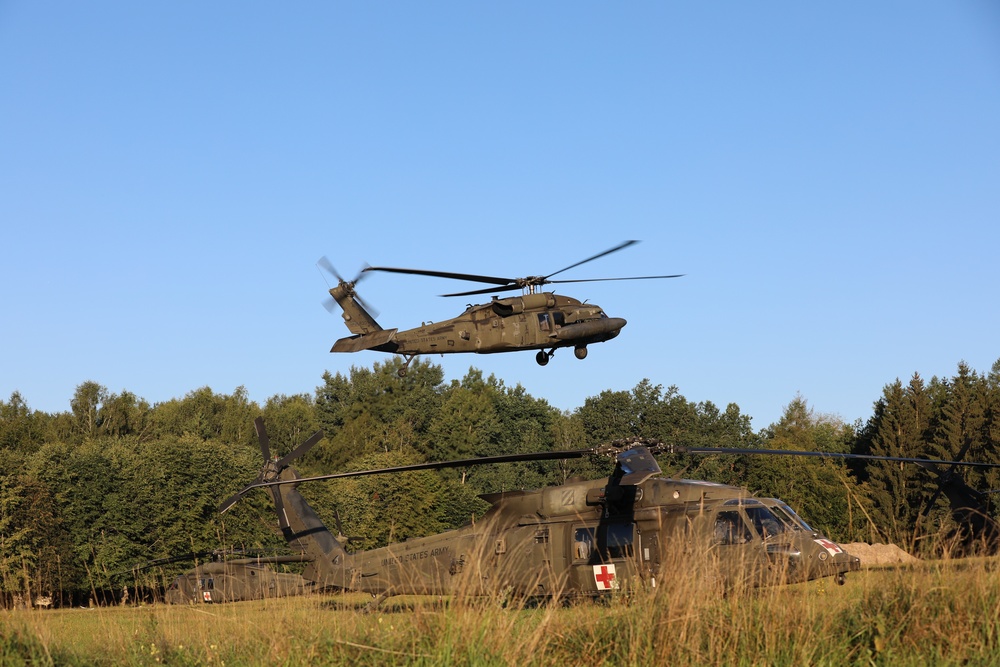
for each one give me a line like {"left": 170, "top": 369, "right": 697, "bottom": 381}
{"left": 2, "top": 2, "right": 998, "bottom": 431}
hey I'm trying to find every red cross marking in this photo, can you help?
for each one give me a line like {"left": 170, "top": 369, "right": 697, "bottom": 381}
{"left": 815, "top": 538, "right": 843, "bottom": 555}
{"left": 594, "top": 564, "right": 616, "bottom": 590}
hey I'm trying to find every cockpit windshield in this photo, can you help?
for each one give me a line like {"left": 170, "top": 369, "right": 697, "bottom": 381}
{"left": 767, "top": 500, "right": 814, "bottom": 533}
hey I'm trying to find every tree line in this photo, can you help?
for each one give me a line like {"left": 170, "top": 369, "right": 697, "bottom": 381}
{"left": 2, "top": 357, "right": 998, "bottom": 606}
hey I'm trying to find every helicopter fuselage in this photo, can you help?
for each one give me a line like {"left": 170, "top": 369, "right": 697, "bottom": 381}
{"left": 165, "top": 560, "right": 314, "bottom": 604}
{"left": 296, "top": 476, "right": 859, "bottom": 599}
{"left": 331, "top": 292, "right": 625, "bottom": 369}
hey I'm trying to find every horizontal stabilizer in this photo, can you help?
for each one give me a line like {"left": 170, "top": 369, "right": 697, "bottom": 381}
{"left": 331, "top": 328, "right": 398, "bottom": 353}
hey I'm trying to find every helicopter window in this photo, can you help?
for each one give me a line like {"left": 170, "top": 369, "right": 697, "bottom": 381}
{"left": 777, "top": 502, "right": 814, "bottom": 532}
{"left": 574, "top": 527, "right": 595, "bottom": 561}
{"left": 767, "top": 503, "right": 807, "bottom": 532}
{"left": 600, "top": 523, "right": 635, "bottom": 560}
{"left": 552, "top": 312, "right": 565, "bottom": 327}
{"left": 713, "top": 511, "right": 754, "bottom": 546}
{"left": 538, "top": 313, "right": 552, "bottom": 331}
{"left": 744, "top": 506, "right": 785, "bottom": 541}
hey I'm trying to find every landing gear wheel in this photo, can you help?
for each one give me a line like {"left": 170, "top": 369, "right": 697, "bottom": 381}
{"left": 574, "top": 346, "right": 588, "bottom": 360}
{"left": 397, "top": 354, "right": 418, "bottom": 378}
{"left": 536, "top": 351, "right": 550, "bottom": 366}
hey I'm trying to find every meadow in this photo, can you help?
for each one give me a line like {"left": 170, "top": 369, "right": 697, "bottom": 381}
{"left": 3, "top": 558, "right": 1000, "bottom": 667}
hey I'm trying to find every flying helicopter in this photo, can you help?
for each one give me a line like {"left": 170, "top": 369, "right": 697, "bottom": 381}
{"left": 319, "top": 240, "right": 682, "bottom": 376}
{"left": 219, "top": 418, "right": 1000, "bottom": 607}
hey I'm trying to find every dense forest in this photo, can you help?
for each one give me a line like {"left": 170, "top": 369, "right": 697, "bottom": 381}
{"left": 2, "top": 357, "right": 999, "bottom": 606}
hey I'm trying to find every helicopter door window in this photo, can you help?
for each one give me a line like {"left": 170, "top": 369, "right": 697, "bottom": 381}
{"left": 574, "top": 527, "right": 595, "bottom": 561}
{"left": 713, "top": 511, "right": 753, "bottom": 546}
{"left": 599, "top": 523, "right": 635, "bottom": 560}
{"left": 552, "top": 312, "right": 565, "bottom": 327}
{"left": 538, "top": 313, "right": 552, "bottom": 332}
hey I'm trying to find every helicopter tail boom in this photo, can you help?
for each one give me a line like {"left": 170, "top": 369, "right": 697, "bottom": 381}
{"left": 331, "top": 328, "right": 399, "bottom": 353}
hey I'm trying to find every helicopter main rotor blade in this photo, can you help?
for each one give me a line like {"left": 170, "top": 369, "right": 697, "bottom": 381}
{"left": 219, "top": 432, "right": 1000, "bottom": 514}
{"left": 439, "top": 274, "right": 685, "bottom": 297}
{"left": 658, "top": 444, "right": 1000, "bottom": 469}
{"left": 219, "top": 448, "right": 596, "bottom": 509}
{"left": 364, "top": 266, "right": 518, "bottom": 287}
{"left": 543, "top": 240, "right": 639, "bottom": 281}
{"left": 546, "top": 274, "right": 685, "bottom": 285}
{"left": 441, "top": 283, "right": 526, "bottom": 298}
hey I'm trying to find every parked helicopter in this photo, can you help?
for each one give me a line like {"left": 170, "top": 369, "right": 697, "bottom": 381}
{"left": 163, "top": 553, "right": 317, "bottom": 604}
{"left": 319, "top": 241, "right": 682, "bottom": 376}
{"left": 219, "top": 419, "right": 1000, "bottom": 606}
{"left": 130, "top": 549, "right": 321, "bottom": 604}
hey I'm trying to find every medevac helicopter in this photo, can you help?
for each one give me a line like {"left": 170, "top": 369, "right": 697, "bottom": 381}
{"left": 218, "top": 418, "right": 1000, "bottom": 606}
{"left": 162, "top": 553, "right": 316, "bottom": 604}
{"left": 320, "top": 240, "right": 682, "bottom": 376}
{"left": 128, "top": 549, "right": 321, "bottom": 604}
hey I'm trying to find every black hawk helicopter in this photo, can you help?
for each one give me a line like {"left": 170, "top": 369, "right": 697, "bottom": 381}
{"left": 319, "top": 240, "right": 682, "bottom": 376}
{"left": 218, "top": 418, "right": 1000, "bottom": 606}
{"left": 130, "top": 549, "right": 320, "bottom": 604}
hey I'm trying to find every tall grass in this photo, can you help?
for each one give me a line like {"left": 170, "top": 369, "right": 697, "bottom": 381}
{"left": 4, "top": 555, "right": 1000, "bottom": 666}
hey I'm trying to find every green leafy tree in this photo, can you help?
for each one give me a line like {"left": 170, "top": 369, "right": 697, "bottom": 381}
{"left": 748, "top": 396, "right": 859, "bottom": 541}
{"left": 0, "top": 392, "right": 48, "bottom": 453}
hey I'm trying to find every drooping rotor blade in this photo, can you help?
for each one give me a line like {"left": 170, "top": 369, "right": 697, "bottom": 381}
{"left": 276, "top": 430, "right": 325, "bottom": 469}
{"left": 220, "top": 448, "right": 597, "bottom": 508}
{"left": 922, "top": 436, "right": 976, "bottom": 517}
{"left": 656, "top": 444, "right": 1000, "bottom": 470}
{"left": 543, "top": 240, "right": 639, "bottom": 281}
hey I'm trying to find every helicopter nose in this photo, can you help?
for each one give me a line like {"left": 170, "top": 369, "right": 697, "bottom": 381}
{"left": 554, "top": 317, "right": 627, "bottom": 341}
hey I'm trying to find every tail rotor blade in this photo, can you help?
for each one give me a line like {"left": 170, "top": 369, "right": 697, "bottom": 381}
{"left": 317, "top": 256, "right": 345, "bottom": 283}
{"left": 277, "top": 430, "right": 325, "bottom": 469}
{"left": 219, "top": 491, "right": 246, "bottom": 515}
{"left": 254, "top": 417, "right": 271, "bottom": 461}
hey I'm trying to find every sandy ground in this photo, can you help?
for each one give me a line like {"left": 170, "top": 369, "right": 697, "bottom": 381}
{"left": 841, "top": 542, "right": 918, "bottom": 566}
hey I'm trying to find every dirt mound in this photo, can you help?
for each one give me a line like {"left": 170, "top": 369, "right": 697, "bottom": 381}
{"left": 842, "top": 542, "right": 918, "bottom": 567}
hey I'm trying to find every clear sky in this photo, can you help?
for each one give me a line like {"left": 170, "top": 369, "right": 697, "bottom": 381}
{"left": 2, "top": 3, "right": 998, "bottom": 431}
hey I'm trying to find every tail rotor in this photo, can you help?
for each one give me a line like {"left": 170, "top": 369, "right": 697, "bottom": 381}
{"left": 219, "top": 417, "right": 324, "bottom": 516}
{"left": 317, "top": 256, "right": 379, "bottom": 317}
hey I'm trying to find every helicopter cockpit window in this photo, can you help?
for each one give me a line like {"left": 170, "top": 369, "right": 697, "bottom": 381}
{"left": 552, "top": 312, "right": 565, "bottom": 327}
{"left": 713, "top": 511, "right": 753, "bottom": 546}
{"left": 744, "top": 506, "right": 785, "bottom": 541}
{"left": 777, "top": 502, "right": 813, "bottom": 532}
{"left": 767, "top": 503, "right": 809, "bottom": 533}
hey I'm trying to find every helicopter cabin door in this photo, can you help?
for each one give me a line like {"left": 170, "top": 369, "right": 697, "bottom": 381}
{"left": 710, "top": 508, "right": 768, "bottom": 587}
{"left": 568, "top": 521, "right": 639, "bottom": 595}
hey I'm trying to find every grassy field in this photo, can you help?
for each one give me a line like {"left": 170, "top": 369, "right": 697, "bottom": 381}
{"left": 3, "top": 560, "right": 1000, "bottom": 667}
